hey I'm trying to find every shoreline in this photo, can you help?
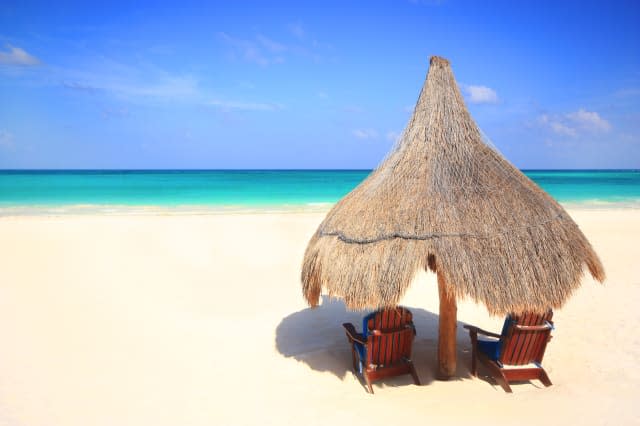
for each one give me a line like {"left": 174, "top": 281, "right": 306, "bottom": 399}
{"left": 1, "top": 200, "right": 639, "bottom": 217}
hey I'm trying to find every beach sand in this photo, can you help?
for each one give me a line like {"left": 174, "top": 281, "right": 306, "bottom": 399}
{"left": 0, "top": 209, "right": 637, "bottom": 425}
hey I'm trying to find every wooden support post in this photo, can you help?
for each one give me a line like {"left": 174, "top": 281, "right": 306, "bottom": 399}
{"left": 437, "top": 271, "right": 457, "bottom": 379}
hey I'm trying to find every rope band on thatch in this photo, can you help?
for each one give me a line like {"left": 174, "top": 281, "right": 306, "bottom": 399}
{"left": 319, "top": 212, "right": 567, "bottom": 244}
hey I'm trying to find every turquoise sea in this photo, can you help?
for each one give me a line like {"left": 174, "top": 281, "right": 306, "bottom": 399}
{"left": 0, "top": 170, "right": 638, "bottom": 215}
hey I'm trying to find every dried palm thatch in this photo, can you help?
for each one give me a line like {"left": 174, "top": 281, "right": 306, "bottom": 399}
{"left": 302, "top": 56, "right": 604, "bottom": 316}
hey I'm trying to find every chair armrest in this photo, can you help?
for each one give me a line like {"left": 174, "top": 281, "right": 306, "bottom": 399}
{"left": 513, "top": 324, "right": 553, "bottom": 332}
{"left": 342, "top": 323, "right": 366, "bottom": 345}
{"left": 463, "top": 324, "right": 502, "bottom": 339}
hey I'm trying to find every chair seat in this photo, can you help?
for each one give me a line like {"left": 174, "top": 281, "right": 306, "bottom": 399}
{"left": 477, "top": 339, "right": 501, "bottom": 361}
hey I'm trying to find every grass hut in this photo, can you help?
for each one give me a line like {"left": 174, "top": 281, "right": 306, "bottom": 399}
{"left": 301, "top": 56, "right": 605, "bottom": 378}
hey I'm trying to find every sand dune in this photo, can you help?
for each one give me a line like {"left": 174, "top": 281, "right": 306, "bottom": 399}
{"left": 0, "top": 209, "right": 637, "bottom": 425}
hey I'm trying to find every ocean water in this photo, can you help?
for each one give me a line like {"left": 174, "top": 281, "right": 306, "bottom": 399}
{"left": 0, "top": 170, "right": 638, "bottom": 214}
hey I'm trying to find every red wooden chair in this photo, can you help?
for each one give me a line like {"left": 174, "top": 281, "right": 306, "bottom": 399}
{"left": 342, "top": 307, "right": 420, "bottom": 394}
{"left": 463, "top": 310, "right": 554, "bottom": 392}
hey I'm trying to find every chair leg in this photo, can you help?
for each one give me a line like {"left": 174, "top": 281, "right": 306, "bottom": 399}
{"left": 364, "top": 372, "right": 374, "bottom": 394}
{"left": 470, "top": 349, "right": 478, "bottom": 377}
{"left": 469, "top": 332, "right": 478, "bottom": 377}
{"left": 350, "top": 347, "right": 358, "bottom": 374}
{"left": 485, "top": 361, "right": 512, "bottom": 393}
{"left": 496, "top": 374, "right": 513, "bottom": 393}
{"left": 538, "top": 368, "right": 552, "bottom": 387}
{"left": 409, "top": 362, "right": 421, "bottom": 386}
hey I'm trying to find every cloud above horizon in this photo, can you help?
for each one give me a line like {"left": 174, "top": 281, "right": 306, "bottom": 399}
{"left": 538, "top": 108, "right": 611, "bottom": 137}
{"left": 0, "top": 45, "right": 41, "bottom": 66}
{"left": 0, "top": 130, "right": 15, "bottom": 150}
{"left": 208, "top": 99, "right": 284, "bottom": 112}
{"left": 289, "top": 22, "right": 305, "bottom": 39}
{"left": 352, "top": 128, "right": 379, "bottom": 140}
{"left": 218, "top": 32, "right": 287, "bottom": 66}
{"left": 462, "top": 84, "right": 498, "bottom": 104}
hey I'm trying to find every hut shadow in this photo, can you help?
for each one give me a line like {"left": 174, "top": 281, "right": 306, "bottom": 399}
{"left": 275, "top": 296, "right": 475, "bottom": 390}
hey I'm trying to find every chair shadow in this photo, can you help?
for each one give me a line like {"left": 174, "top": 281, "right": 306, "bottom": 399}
{"left": 275, "top": 296, "right": 475, "bottom": 389}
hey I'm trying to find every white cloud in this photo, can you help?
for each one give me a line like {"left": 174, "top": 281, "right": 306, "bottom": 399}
{"left": 538, "top": 114, "right": 577, "bottom": 137}
{"left": 386, "top": 131, "right": 401, "bottom": 142}
{"left": 538, "top": 109, "right": 611, "bottom": 137}
{"left": 463, "top": 84, "right": 498, "bottom": 104}
{"left": 0, "top": 45, "right": 40, "bottom": 66}
{"left": 208, "top": 99, "right": 283, "bottom": 112}
{"left": 352, "top": 129, "right": 379, "bottom": 140}
{"left": 0, "top": 131, "right": 15, "bottom": 150}
{"left": 566, "top": 108, "right": 611, "bottom": 132}
{"left": 317, "top": 91, "right": 328, "bottom": 99}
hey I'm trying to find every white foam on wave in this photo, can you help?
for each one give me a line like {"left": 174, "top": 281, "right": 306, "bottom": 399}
{"left": 0, "top": 202, "right": 336, "bottom": 217}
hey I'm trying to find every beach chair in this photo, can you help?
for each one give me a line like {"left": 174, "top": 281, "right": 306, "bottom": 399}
{"left": 463, "top": 310, "right": 554, "bottom": 392}
{"left": 342, "top": 307, "right": 420, "bottom": 394}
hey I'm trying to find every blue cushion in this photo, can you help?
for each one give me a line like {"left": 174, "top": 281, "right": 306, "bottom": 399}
{"left": 477, "top": 339, "right": 501, "bottom": 361}
{"left": 500, "top": 315, "right": 514, "bottom": 336}
{"left": 354, "top": 341, "right": 366, "bottom": 374}
{"left": 362, "top": 312, "right": 376, "bottom": 339}
{"left": 475, "top": 315, "right": 513, "bottom": 361}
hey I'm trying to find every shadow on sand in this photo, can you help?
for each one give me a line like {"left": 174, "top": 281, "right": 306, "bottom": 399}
{"left": 276, "top": 296, "right": 479, "bottom": 390}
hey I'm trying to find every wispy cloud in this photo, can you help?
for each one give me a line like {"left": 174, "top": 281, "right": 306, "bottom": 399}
{"left": 101, "top": 107, "right": 129, "bottom": 119}
{"left": 462, "top": 84, "right": 498, "bottom": 104}
{"left": 0, "top": 130, "right": 15, "bottom": 150}
{"left": 344, "top": 105, "right": 364, "bottom": 113}
{"left": 409, "top": 0, "right": 446, "bottom": 4}
{"left": 0, "top": 45, "right": 41, "bottom": 66}
{"left": 218, "top": 32, "right": 285, "bottom": 66}
{"left": 208, "top": 99, "right": 284, "bottom": 112}
{"left": 614, "top": 88, "right": 640, "bottom": 98}
{"left": 538, "top": 108, "right": 611, "bottom": 137}
{"left": 538, "top": 114, "right": 577, "bottom": 137}
{"left": 256, "top": 34, "right": 287, "bottom": 53}
{"left": 352, "top": 128, "right": 379, "bottom": 140}
{"left": 386, "top": 131, "right": 402, "bottom": 142}
{"left": 0, "top": 42, "right": 205, "bottom": 109}
{"left": 566, "top": 108, "right": 611, "bottom": 132}
{"left": 289, "top": 22, "right": 305, "bottom": 39}
{"left": 58, "top": 60, "right": 200, "bottom": 102}
{"left": 63, "top": 81, "right": 102, "bottom": 93}
{"left": 218, "top": 27, "right": 326, "bottom": 66}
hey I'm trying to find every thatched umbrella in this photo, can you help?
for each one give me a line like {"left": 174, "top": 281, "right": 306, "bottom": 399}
{"left": 301, "top": 56, "right": 605, "bottom": 378}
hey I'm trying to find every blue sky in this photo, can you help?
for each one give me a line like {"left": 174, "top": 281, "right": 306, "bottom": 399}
{"left": 0, "top": 0, "right": 638, "bottom": 169}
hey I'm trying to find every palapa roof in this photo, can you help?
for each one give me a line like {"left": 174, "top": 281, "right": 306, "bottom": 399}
{"left": 301, "top": 56, "right": 605, "bottom": 315}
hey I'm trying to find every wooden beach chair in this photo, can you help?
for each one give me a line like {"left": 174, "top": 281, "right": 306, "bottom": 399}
{"left": 342, "top": 307, "right": 420, "bottom": 394}
{"left": 463, "top": 310, "right": 554, "bottom": 392}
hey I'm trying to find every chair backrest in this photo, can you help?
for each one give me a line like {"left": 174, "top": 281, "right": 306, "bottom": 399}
{"left": 499, "top": 310, "right": 553, "bottom": 366}
{"left": 364, "top": 307, "right": 415, "bottom": 367}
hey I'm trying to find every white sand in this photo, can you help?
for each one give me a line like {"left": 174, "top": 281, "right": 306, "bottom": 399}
{"left": 0, "top": 209, "right": 638, "bottom": 425}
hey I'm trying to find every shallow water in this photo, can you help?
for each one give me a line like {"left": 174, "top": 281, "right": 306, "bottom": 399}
{"left": 0, "top": 169, "right": 638, "bottom": 214}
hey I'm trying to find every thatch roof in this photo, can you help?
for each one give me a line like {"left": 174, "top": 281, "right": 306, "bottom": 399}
{"left": 302, "top": 56, "right": 605, "bottom": 316}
